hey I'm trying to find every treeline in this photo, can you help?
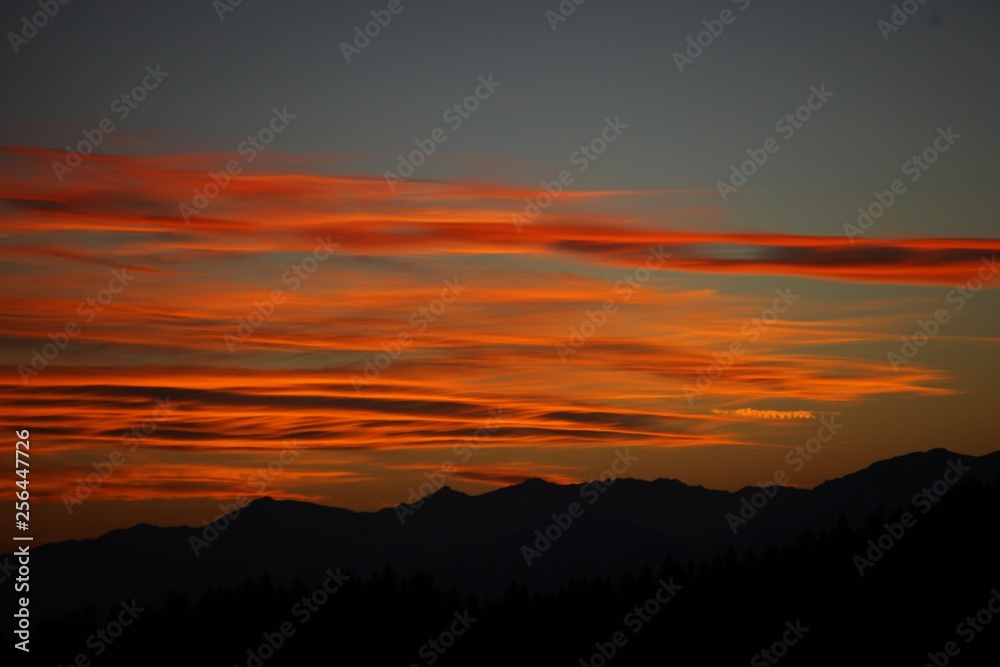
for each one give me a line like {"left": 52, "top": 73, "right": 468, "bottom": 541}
{"left": 21, "top": 477, "right": 1000, "bottom": 666}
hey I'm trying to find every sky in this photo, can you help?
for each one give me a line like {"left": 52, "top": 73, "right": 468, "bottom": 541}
{"left": 1, "top": 0, "right": 999, "bottom": 544}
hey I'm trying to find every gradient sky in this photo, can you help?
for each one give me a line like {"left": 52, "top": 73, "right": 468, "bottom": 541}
{"left": 2, "top": 0, "right": 999, "bottom": 544}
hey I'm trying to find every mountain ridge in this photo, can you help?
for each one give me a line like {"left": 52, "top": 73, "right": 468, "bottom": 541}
{"left": 10, "top": 448, "right": 1000, "bottom": 618}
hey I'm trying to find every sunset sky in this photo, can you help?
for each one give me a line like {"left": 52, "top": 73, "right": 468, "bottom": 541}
{"left": 2, "top": 0, "right": 999, "bottom": 544}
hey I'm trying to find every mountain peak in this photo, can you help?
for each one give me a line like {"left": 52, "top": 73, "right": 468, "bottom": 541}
{"left": 520, "top": 477, "right": 555, "bottom": 487}
{"left": 423, "top": 485, "right": 469, "bottom": 503}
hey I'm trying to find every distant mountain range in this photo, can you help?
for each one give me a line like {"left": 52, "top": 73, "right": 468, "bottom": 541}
{"left": 11, "top": 448, "right": 1000, "bottom": 618}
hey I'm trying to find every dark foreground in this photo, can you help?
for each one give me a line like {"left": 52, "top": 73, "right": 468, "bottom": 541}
{"left": 10, "top": 477, "right": 1000, "bottom": 666}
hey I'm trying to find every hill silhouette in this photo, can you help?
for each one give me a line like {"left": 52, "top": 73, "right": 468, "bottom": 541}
{"left": 4, "top": 448, "right": 998, "bottom": 623}
{"left": 7, "top": 458, "right": 999, "bottom": 665}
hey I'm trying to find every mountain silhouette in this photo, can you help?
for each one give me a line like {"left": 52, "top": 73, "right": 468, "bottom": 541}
{"left": 9, "top": 448, "right": 999, "bottom": 620}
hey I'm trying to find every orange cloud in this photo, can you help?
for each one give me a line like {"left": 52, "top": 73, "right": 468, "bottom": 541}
{"left": 711, "top": 409, "right": 819, "bottom": 420}
{"left": 3, "top": 147, "right": 999, "bottom": 286}
{"left": 0, "top": 146, "right": 990, "bottom": 514}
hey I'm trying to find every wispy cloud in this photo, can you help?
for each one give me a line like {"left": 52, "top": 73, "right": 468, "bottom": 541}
{"left": 0, "top": 148, "right": 988, "bottom": 507}
{"left": 711, "top": 408, "right": 820, "bottom": 420}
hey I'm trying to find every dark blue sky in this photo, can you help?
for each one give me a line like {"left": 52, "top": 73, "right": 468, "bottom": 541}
{"left": 3, "top": 0, "right": 998, "bottom": 238}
